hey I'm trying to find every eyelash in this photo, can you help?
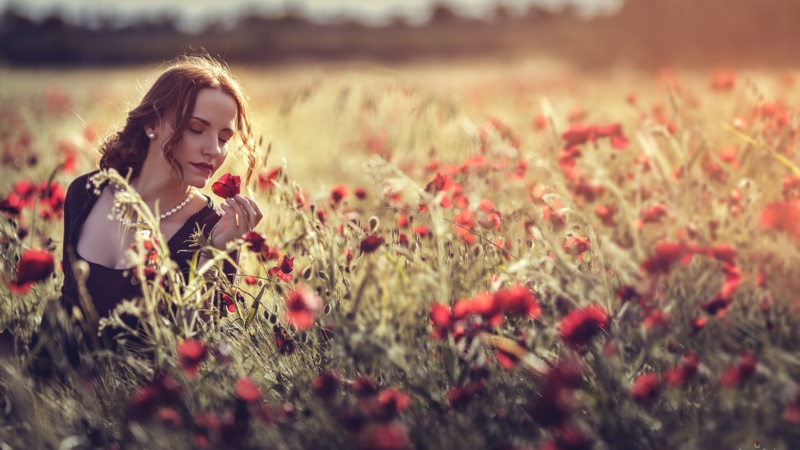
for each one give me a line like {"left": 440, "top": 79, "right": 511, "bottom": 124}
{"left": 190, "top": 129, "right": 230, "bottom": 144}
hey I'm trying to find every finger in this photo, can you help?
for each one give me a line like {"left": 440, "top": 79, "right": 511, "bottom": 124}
{"left": 245, "top": 197, "right": 264, "bottom": 224}
{"left": 234, "top": 195, "right": 258, "bottom": 228}
{"left": 225, "top": 197, "right": 248, "bottom": 231}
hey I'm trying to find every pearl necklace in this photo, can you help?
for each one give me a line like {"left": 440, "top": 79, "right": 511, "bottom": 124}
{"left": 114, "top": 188, "right": 196, "bottom": 227}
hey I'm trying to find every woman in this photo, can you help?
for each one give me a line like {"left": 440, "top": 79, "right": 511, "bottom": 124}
{"left": 60, "top": 55, "right": 263, "bottom": 320}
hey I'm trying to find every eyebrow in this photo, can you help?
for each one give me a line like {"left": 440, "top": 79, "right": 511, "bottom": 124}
{"left": 191, "top": 116, "right": 235, "bottom": 133}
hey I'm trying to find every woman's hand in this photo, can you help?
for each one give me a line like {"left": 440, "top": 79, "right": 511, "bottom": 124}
{"left": 210, "top": 194, "right": 264, "bottom": 250}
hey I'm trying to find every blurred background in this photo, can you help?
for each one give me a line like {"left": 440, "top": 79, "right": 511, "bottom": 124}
{"left": 1, "top": 0, "right": 797, "bottom": 69}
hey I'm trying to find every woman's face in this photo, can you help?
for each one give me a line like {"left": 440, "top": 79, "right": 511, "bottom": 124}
{"left": 156, "top": 87, "right": 238, "bottom": 188}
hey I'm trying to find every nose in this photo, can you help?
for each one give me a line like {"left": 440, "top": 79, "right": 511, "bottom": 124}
{"left": 202, "top": 135, "right": 224, "bottom": 158}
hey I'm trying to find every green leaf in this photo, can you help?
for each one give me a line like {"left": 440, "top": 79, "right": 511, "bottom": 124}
{"left": 245, "top": 284, "right": 268, "bottom": 329}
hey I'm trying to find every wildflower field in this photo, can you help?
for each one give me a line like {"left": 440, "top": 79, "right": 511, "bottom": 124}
{"left": 2, "top": 60, "right": 800, "bottom": 449}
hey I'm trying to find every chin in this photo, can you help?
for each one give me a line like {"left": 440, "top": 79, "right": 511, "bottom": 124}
{"left": 184, "top": 175, "right": 209, "bottom": 189}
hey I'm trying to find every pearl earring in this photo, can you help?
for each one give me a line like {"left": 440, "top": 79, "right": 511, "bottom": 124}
{"left": 147, "top": 132, "right": 155, "bottom": 139}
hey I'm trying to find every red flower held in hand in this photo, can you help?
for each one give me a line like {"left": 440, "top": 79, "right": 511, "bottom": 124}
{"left": 559, "top": 304, "right": 609, "bottom": 348}
{"left": 360, "top": 235, "right": 385, "bottom": 254}
{"left": 211, "top": 173, "right": 241, "bottom": 198}
{"left": 11, "top": 249, "right": 55, "bottom": 293}
{"left": 285, "top": 285, "right": 322, "bottom": 330}
{"left": 177, "top": 339, "right": 208, "bottom": 378}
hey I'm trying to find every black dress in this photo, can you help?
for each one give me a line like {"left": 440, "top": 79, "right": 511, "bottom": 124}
{"left": 60, "top": 170, "right": 236, "bottom": 318}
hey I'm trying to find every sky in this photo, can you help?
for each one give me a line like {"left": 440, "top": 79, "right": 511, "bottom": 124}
{"left": 1, "top": 0, "right": 623, "bottom": 30}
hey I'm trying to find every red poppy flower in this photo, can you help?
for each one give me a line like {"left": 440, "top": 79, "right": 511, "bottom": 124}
{"left": 354, "top": 187, "right": 367, "bottom": 199}
{"left": 530, "top": 358, "right": 582, "bottom": 427}
{"left": 561, "top": 123, "right": 594, "bottom": 147}
{"left": 0, "top": 193, "right": 24, "bottom": 216}
{"left": 639, "top": 204, "right": 668, "bottom": 224}
{"left": 221, "top": 294, "right": 236, "bottom": 313}
{"left": 11, "top": 249, "right": 55, "bottom": 293}
{"left": 641, "top": 242, "right": 687, "bottom": 275}
{"left": 14, "top": 179, "right": 36, "bottom": 199}
{"left": 760, "top": 200, "right": 800, "bottom": 240}
{"left": 783, "top": 393, "right": 800, "bottom": 425}
{"left": 312, "top": 372, "right": 340, "bottom": 401}
{"left": 559, "top": 304, "right": 608, "bottom": 348}
{"left": 177, "top": 339, "right": 208, "bottom": 378}
{"left": 532, "top": 113, "right": 549, "bottom": 130}
{"left": 720, "top": 351, "right": 758, "bottom": 387}
{"left": 616, "top": 285, "right": 640, "bottom": 303}
{"left": 284, "top": 285, "right": 322, "bottom": 330}
{"left": 236, "top": 377, "right": 261, "bottom": 403}
{"left": 360, "top": 235, "right": 385, "bottom": 253}
{"left": 257, "top": 167, "right": 281, "bottom": 191}
{"left": 563, "top": 236, "right": 590, "bottom": 256}
{"left": 376, "top": 387, "right": 411, "bottom": 417}
{"left": 126, "top": 372, "right": 183, "bottom": 421}
{"left": 664, "top": 352, "right": 699, "bottom": 388}
{"left": 257, "top": 246, "right": 280, "bottom": 262}
{"left": 447, "top": 381, "right": 484, "bottom": 410}
{"left": 642, "top": 309, "right": 670, "bottom": 336}
{"left": 718, "top": 263, "right": 741, "bottom": 299}
{"left": 700, "top": 295, "right": 733, "bottom": 317}
{"left": 705, "top": 244, "right": 737, "bottom": 265}
{"left": 243, "top": 231, "right": 266, "bottom": 253}
{"left": 157, "top": 407, "right": 182, "bottom": 427}
{"left": 690, "top": 316, "right": 707, "bottom": 333}
{"left": 211, "top": 173, "right": 241, "bottom": 198}
{"left": 359, "top": 423, "right": 411, "bottom": 450}
{"left": 351, "top": 375, "right": 379, "bottom": 398}
{"left": 430, "top": 303, "right": 453, "bottom": 339}
{"left": 630, "top": 372, "right": 661, "bottom": 405}
{"left": 493, "top": 284, "right": 540, "bottom": 319}
{"left": 425, "top": 172, "right": 454, "bottom": 193}
{"left": 268, "top": 255, "right": 294, "bottom": 283}
{"left": 331, "top": 185, "right": 348, "bottom": 204}
{"left": 572, "top": 178, "right": 605, "bottom": 202}
{"left": 711, "top": 70, "right": 736, "bottom": 91}
{"left": 274, "top": 326, "right": 295, "bottom": 355}
{"left": 453, "top": 292, "right": 502, "bottom": 327}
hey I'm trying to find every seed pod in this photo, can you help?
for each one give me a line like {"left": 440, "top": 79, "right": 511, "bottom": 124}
{"left": 323, "top": 303, "right": 332, "bottom": 315}
{"left": 368, "top": 216, "right": 380, "bottom": 232}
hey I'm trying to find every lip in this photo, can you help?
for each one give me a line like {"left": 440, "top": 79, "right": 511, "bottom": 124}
{"left": 191, "top": 163, "right": 214, "bottom": 174}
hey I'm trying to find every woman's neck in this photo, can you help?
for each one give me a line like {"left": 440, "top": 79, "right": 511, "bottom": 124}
{"left": 129, "top": 164, "right": 192, "bottom": 214}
